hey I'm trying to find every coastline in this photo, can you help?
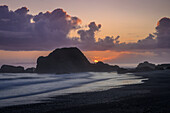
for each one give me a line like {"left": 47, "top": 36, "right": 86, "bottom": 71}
{"left": 0, "top": 70, "right": 170, "bottom": 113}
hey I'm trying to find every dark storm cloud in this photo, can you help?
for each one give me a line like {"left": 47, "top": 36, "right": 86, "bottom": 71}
{"left": 0, "top": 5, "right": 32, "bottom": 31}
{"left": 156, "top": 17, "right": 170, "bottom": 48}
{"left": 0, "top": 5, "right": 81, "bottom": 50}
{"left": 0, "top": 5, "right": 169, "bottom": 51}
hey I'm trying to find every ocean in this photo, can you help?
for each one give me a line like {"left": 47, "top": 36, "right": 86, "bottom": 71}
{"left": 0, "top": 72, "right": 147, "bottom": 107}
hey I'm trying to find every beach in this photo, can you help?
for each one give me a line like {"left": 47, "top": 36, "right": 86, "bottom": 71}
{"left": 0, "top": 1, "right": 170, "bottom": 113}
{"left": 0, "top": 70, "right": 170, "bottom": 113}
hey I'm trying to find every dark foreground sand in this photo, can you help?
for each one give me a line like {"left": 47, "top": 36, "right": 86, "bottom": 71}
{"left": 0, "top": 70, "right": 170, "bottom": 113}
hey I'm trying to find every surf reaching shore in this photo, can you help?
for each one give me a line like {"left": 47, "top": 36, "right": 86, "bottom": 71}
{"left": 0, "top": 72, "right": 145, "bottom": 107}
{"left": 0, "top": 70, "right": 170, "bottom": 113}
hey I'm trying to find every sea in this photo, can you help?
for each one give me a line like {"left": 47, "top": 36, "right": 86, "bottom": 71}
{"left": 0, "top": 72, "right": 147, "bottom": 107}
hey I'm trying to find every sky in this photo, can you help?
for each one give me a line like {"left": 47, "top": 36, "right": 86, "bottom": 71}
{"left": 0, "top": 0, "right": 170, "bottom": 68}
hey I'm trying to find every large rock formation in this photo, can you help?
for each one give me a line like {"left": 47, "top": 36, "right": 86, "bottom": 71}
{"left": 0, "top": 65, "right": 24, "bottom": 73}
{"left": 36, "top": 47, "right": 91, "bottom": 73}
{"left": 136, "top": 61, "right": 156, "bottom": 71}
{"left": 156, "top": 64, "right": 170, "bottom": 70}
{"left": 35, "top": 47, "right": 119, "bottom": 73}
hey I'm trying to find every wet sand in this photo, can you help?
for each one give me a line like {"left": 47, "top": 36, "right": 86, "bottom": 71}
{"left": 0, "top": 70, "right": 170, "bottom": 113}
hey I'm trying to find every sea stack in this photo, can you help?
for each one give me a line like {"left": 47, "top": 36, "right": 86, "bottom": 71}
{"left": 35, "top": 47, "right": 119, "bottom": 73}
{"left": 0, "top": 65, "right": 24, "bottom": 73}
{"left": 35, "top": 47, "right": 91, "bottom": 73}
{"left": 136, "top": 61, "right": 156, "bottom": 71}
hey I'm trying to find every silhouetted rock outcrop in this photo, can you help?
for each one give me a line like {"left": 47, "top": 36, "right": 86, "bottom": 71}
{"left": 136, "top": 61, "right": 155, "bottom": 71}
{"left": 35, "top": 47, "right": 119, "bottom": 73}
{"left": 36, "top": 47, "right": 91, "bottom": 73}
{"left": 117, "top": 61, "right": 157, "bottom": 74}
{"left": 25, "top": 67, "right": 35, "bottom": 73}
{"left": 156, "top": 64, "right": 170, "bottom": 70}
{"left": 97, "top": 62, "right": 119, "bottom": 71}
{"left": 0, "top": 65, "right": 24, "bottom": 73}
{"left": 91, "top": 61, "right": 119, "bottom": 72}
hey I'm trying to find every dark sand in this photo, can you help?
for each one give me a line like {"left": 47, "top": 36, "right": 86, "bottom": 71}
{"left": 0, "top": 70, "right": 170, "bottom": 113}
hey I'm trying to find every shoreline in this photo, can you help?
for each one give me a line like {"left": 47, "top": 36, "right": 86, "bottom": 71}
{"left": 0, "top": 70, "right": 170, "bottom": 113}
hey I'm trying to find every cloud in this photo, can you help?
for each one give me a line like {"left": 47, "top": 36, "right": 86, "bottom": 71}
{"left": 156, "top": 17, "right": 170, "bottom": 48}
{"left": 114, "top": 33, "right": 157, "bottom": 51}
{"left": 0, "top": 5, "right": 81, "bottom": 50}
{"left": 0, "top": 6, "right": 32, "bottom": 31}
{"left": 0, "top": 5, "right": 169, "bottom": 52}
{"left": 72, "top": 17, "right": 170, "bottom": 51}
{"left": 107, "top": 17, "right": 170, "bottom": 51}
{"left": 72, "top": 22, "right": 120, "bottom": 51}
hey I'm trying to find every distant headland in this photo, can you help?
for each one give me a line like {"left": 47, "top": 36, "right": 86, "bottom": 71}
{"left": 0, "top": 47, "right": 169, "bottom": 74}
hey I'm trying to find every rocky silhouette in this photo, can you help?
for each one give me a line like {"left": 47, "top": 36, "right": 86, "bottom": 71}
{"left": 35, "top": 47, "right": 119, "bottom": 73}
{"left": 136, "top": 61, "right": 156, "bottom": 70}
{"left": 117, "top": 61, "right": 170, "bottom": 74}
{"left": 0, "top": 65, "right": 24, "bottom": 73}
{"left": 0, "top": 48, "right": 169, "bottom": 74}
{"left": 91, "top": 61, "right": 119, "bottom": 72}
{"left": 117, "top": 61, "right": 156, "bottom": 74}
{"left": 35, "top": 47, "right": 91, "bottom": 73}
{"left": 156, "top": 64, "right": 170, "bottom": 70}
{"left": 25, "top": 67, "right": 36, "bottom": 73}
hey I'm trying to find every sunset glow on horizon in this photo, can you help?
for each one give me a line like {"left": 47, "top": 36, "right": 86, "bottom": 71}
{"left": 0, "top": 1, "right": 170, "bottom": 112}
{"left": 94, "top": 60, "right": 98, "bottom": 63}
{"left": 0, "top": 0, "right": 170, "bottom": 67}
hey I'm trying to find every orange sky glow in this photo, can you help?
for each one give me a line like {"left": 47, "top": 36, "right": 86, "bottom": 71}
{"left": 0, "top": 0, "right": 169, "bottom": 67}
{"left": 0, "top": 50, "right": 132, "bottom": 67}
{"left": 83, "top": 51, "right": 131, "bottom": 63}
